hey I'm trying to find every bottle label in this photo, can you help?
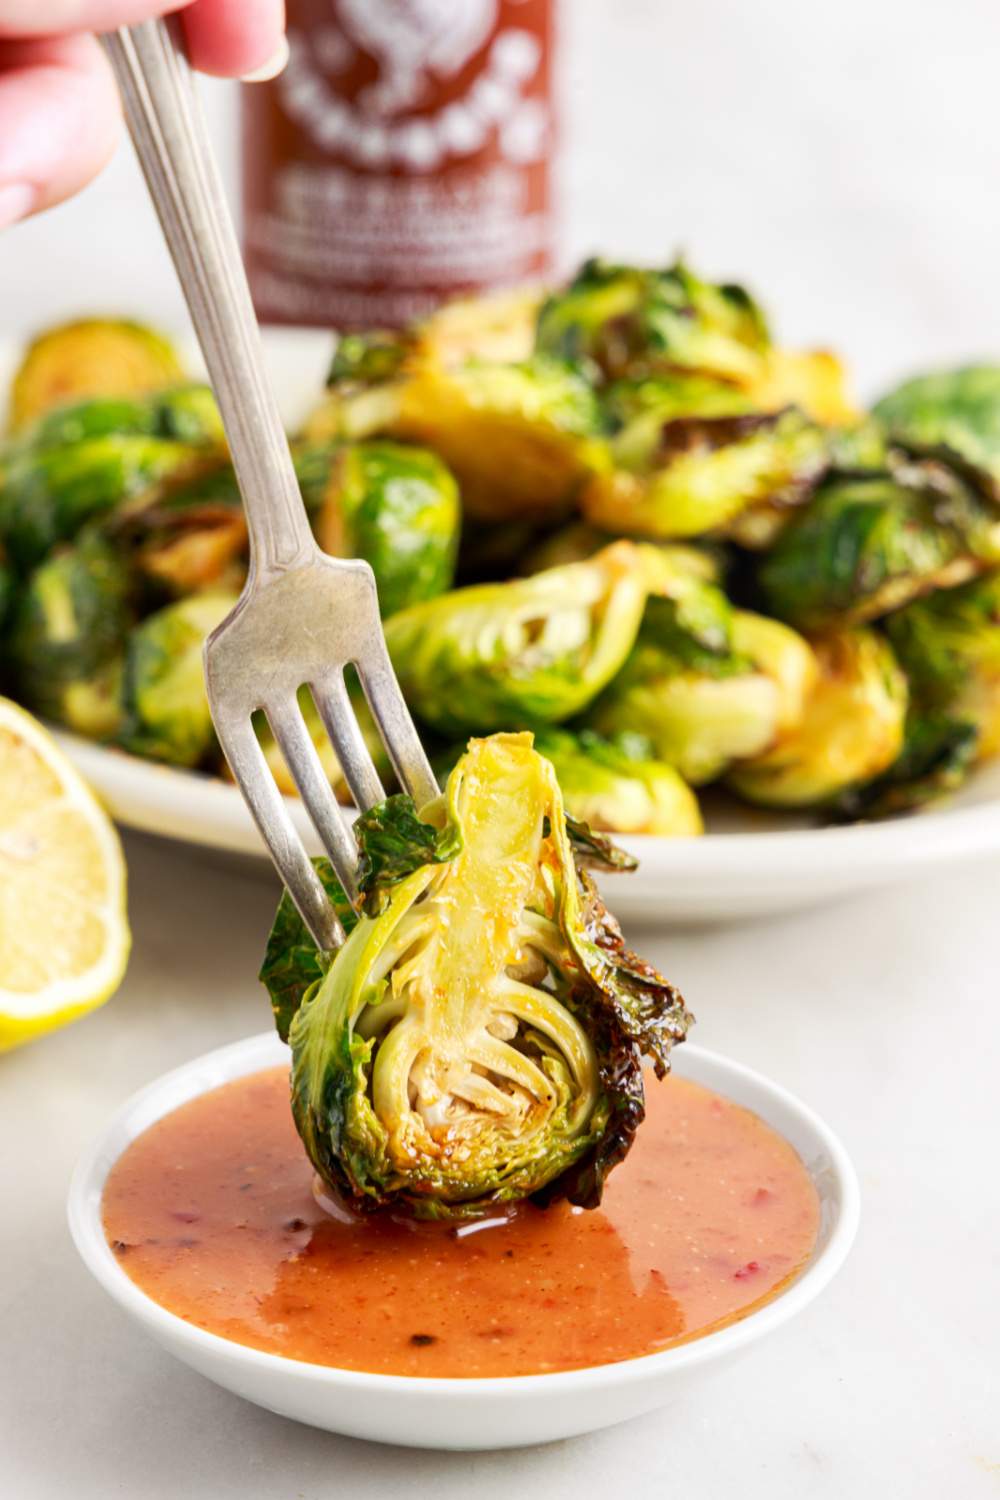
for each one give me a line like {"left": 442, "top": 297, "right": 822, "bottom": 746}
{"left": 243, "top": 0, "right": 555, "bottom": 328}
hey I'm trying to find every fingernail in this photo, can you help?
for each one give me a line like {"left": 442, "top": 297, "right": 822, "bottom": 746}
{"left": 241, "top": 35, "right": 290, "bottom": 83}
{"left": 0, "top": 183, "right": 36, "bottom": 229}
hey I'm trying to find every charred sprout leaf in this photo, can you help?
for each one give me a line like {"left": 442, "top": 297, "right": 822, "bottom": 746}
{"left": 563, "top": 812, "right": 640, "bottom": 870}
{"left": 756, "top": 463, "right": 1000, "bottom": 632}
{"left": 536, "top": 257, "right": 770, "bottom": 387}
{"left": 270, "top": 733, "right": 691, "bottom": 1220}
{"left": 260, "top": 860, "right": 358, "bottom": 1043}
{"left": 830, "top": 710, "right": 978, "bottom": 820}
{"left": 873, "top": 365, "right": 1000, "bottom": 498}
{"left": 727, "top": 628, "right": 908, "bottom": 809}
{"left": 7, "top": 318, "right": 183, "bottom": 432}
{"left": 118, "top": 589, "right": 237, "bottom": 766}
{"left": 354, "top": 793, "right": 462, "bottom": 917}
{"left": 583, "top": 377, "right": 830, "bottom": 541}
{"left": 305, "top": 440, "right": 460, "bottom": 616}
{"left": 384, "top": 541, "right": 649, "bottom": 735}
{"left": 7, "top": 530, "right": 130, "bottom": 734}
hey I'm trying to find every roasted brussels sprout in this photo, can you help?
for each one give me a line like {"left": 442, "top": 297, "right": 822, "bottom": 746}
{"left": 8, "top": 319, "right": 184, "bottom": 432}
{"left": 873, "top": 365, "right": 1000, "bottom": 497}
{"left": 312, "top": 352, "right": 607, "bottom": 523}
{"left": 586, "top": 584, "right": 816, "bottom": 785}
{"left": 885, "top": 570, "right": 1000, "bottom": 760}
{"left": 384, "top": 541, "right": 649, "bottom": 735}
{"left": 727, "top": 628, "right": 907, "bottom": 808}
{"left": 582, "top": 376, "right": 829, "bottom": 539}
{"left": 6, "top": 532, "right": 129, "bottom": 735}
{"left": 303, "top": 440, "right": 459, "bottom": 616}
{"left": 535, "top": 257, "right": 770, "bottom": 387}
{"left": 260, "top": 732, "right": 692, "bottom": 1219}
{"left": 390, "top": 355, "right": 608, "bottom": 522}
{"left": 756, "top": 463, "right": 1000, "bottom": 632}
{"left": 118, "top": 590, "right": 237, "bottom": 766}
{"left": 0, "top": 434, "right": 203, "bottom": 572}
{"left": 534, "top": 728, "right": 702, "bottom": 836}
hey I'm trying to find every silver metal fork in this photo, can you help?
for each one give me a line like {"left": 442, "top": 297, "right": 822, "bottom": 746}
{"left": 102, "top": 20, "right": 438, "bottom": 950}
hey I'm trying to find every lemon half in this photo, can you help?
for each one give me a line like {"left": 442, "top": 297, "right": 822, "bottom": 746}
{"left": 0, "top": 698, "right": 130, "bottom": 1050}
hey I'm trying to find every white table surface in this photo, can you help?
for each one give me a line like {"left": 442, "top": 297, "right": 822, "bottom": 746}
{"left": 2, "top": 829, "right": 998, "bottom": 1497}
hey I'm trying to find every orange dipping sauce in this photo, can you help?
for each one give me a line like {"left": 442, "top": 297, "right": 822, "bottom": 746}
{"left": 102, "top": 1067, "right": 819, "bottom": 1378}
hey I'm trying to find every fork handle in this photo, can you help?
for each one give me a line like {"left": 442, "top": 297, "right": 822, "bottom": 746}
{"left": 101, "top": 20, "right": 315, "bottom": 578}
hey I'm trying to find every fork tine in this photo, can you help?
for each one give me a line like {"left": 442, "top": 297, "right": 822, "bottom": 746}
{"left": 355, "top": 638, "right": 439, "bottom": 809}
{"left": 266, "top": 696, "right": 361, "bottom": 903}
{"left": 310, "top": 672, "right": 386, "bottom": 812}
{"left": 214, "top": 713, "right": 347, "bottom": 950}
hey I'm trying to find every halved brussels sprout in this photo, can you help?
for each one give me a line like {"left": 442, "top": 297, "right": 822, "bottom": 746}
{"left": 873, "top": 365, "right": 1000, "bottom": 498}
{"left": 8, "top": 319, "right": 184, "bottom": 432}
{"left": 534, "top": 728, "right": 702, "bottom": 836}
{"left": 756, "top": 463, "right": 1000, "bottom": 632}
{"left": 384, "top": 541, "right": 649, "bottom": 735}
{"left": 15, "top": 384, "right": 223, "bottom": 454}
{"left": 118, "top": 590, "right": 237, "bottom": 766}
{"left": 727, "top": 628, "right": 907, "bottom": 809}
{"left": 581, "top": 376, "right": 829, "bottom": 540}
{"left": 0, "top": 434, "right": 203, "bottom": 572}
{"left": 390, "top": 355, "right": 608, "bottom": 522}
{"left": 260, "top": 732, "right": 691, "bottom": 1219}
{"left": 535, "top": 258, "right": 770, "bottom": 387}
{"left": 885, "top": 569, "right": 1000, "bottom": 760}
{"left": 304, "top": 440, "right": 459, "bottom": 616}
{"left": 252, "top": 683, "right": 392, "bottom": 804}
{"left": 586, "top": 588, "right": 816, "bottom": 785}
{"left": 6, "top": 531, "right": 130, "bottom": 735}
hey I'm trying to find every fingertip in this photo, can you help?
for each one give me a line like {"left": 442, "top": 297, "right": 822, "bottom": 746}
{"left": 0, "top": 35, "right": 122, "bottom": 219}
{"left": 182, "top": 0, "right": 287, "bottom": 80}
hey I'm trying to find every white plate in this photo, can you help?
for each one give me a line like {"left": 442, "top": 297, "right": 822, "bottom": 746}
{"left": 67, "top": 1030, "right": 859, "bottom": 1450}
{"left": 10, "top": 330, "right": 1000, "bottom": 923}
{"left": 53, "top": 729, "right": 1000, "bottom": 922}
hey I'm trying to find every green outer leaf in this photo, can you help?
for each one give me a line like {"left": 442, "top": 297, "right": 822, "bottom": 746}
{"left": 259, "top": 860, "right": 358, "bottom": 1042}
{"left": 756, "top": 464, "right": 998, "bottom": 631}
{"left": 874, "top": 365, "right": 1000, "bottom": 497}
{"left": 354, "top": 793, "right": 462, "bottom": 916}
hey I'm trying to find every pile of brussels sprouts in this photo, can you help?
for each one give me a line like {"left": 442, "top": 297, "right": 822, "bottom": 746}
{"left": 3, "top": 267, "right": 1000, "bottom": 834}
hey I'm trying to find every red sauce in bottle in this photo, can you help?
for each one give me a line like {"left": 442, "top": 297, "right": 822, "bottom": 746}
{"left": 242, "top": 1, "right": 557, "bottom": 329}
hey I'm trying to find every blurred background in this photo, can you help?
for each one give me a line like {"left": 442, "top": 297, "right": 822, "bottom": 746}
{"left": 2, "top": 0, "right": 999, "bottom": 395}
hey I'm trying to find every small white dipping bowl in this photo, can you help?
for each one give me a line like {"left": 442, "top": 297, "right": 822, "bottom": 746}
{"left": 68, "top": 1031, "right": 859, "bottom": 1450}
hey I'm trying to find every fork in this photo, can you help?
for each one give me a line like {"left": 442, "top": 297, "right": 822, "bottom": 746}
{"left": 102, "top": 20, "right": 438, "bottom": 951}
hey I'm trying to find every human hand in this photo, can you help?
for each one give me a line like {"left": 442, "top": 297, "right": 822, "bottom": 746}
{"left": 0, "top": 1, "right": 286, "bottom": 229}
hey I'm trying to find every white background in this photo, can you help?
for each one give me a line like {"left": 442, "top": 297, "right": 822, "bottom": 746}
{"left": 1, "top": 2, "right": 999, "bottom": 1495}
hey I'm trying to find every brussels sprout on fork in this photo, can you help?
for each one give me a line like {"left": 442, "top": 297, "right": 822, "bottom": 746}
{"left": 261, "top": 733, "right": 692, "bottom": 1220}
